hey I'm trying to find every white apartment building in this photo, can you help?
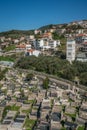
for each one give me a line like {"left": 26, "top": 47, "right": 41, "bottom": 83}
{"left": 82, "top": 35, "right": 87, "bottom": 43}
{"left": 49, "top": 40, "right": 60, "bottom": 49}
{"left": 66, "top": 39, "right": 76, "bottom": 63}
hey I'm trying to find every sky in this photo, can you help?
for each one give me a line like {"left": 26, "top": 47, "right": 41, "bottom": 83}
{"left": 0, "top": 0, "right": 87, "bottom": 32}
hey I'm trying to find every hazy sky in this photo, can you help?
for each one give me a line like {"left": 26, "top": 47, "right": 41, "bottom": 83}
{"left": 0, "top": 0, "right": 87, "bottom": 32}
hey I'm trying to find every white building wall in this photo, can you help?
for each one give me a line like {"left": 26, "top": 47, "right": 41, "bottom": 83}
{"left": 40, "top": 39, "right": 44, "bottom": 47}
{"left": 33, "top": 50, "right": 41, "bottom": 57}
{"left": 26, "top": 44, "right": 31, "bottom": 50}
{"left": 83, "top": 36, "right": 87, "bottom": 42}
{"left": 66, "top": 39, "right": 76, "bottom": 62}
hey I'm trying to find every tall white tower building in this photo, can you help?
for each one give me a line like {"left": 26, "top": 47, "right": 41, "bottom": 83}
{"left": 66, "top": 39, "right": 76, "bottom": 63}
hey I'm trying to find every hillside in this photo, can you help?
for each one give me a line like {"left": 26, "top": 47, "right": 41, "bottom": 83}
{"left": 0, "top": 19, "right": 87, "bottom": 37}
{"left": 0, "top": 29, "right": 34, "bottom": 38}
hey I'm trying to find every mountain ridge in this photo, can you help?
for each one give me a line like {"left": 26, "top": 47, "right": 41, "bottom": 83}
{"left": 0, "top": 19, "right": 87, "bottom": 36}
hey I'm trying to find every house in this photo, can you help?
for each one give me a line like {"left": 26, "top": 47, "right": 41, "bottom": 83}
{"left": 13, "top": 39, "right": 19, "bottom": 44}
{"left": 76, "top": 52, "right": 87, "bottom": 62}
{"left": 20, "top": 36, "right": 25, "bottom": 41}
{"left": 75, "top": 33, "right": 87, "bottom": 43}
{"left": 25, "top": 49, "right": 41, "bottom": 57}
{"left": 0, "top": 36, "right": 5, "bottom": 42}
{"left": 42, "top": 32, "right": 52, "bottom": 39}
{"left": 16, "top": 44, "right": 26, "bottom": 52}
{"left": 29, "top": 35, "right": 35, "bottom": 40}
{"left": 56, "top": 28, "right": 66, "bottom": 34}
{"left": 26, "top": 44, "right": 32, "bottom": 50}
{"left": 48, "top": 40, "right": 60, "bottom": 49}
{"left": 34, "top": 30, "right": 41, "bottom": 35}
{"left": 80, "top": 42, "right": 87, "bottom": 52}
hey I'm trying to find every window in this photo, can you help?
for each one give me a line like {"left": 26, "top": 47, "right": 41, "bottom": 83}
{"left": 68, "top": 52, "right": 71, "bottom": 55}
{"left": 68, "top": 44, "right": 72, "bottom": 47}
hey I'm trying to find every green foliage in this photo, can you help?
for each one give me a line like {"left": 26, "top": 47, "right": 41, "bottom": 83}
{"left": 77, "top": 126, "right": 85, "bottom": 130}
{"left": 20, "top": 89, "right": 25, "bottom": 97}
{"left": 61, "top": 128, "right": 66, "bottom": 130}
{"left": 79, "top": 72, "right": 87, "bottom": 86}
{"left": 52, "top": 32, "right": 60, "bottom": 40}
{"left": 24, "top": 118, "right": 36, "bottom": 130}
{"left": 0, "top": 68, "right": 8, "bottom": 81}
{"left": 43, "top": 77, "right": 49, "bottom": 89}
{"left": 62, "top": 106, "right": 66, "bottom": 113}
{"left": 4, "top": 44, "right": 16, "bottom": 52}
{"left": 61, "top": 120, "right": 65, "bottom": 127}
{"left": 2, "top": 105, "right": 20, "bottom": 121}
{"left": 65, "top": 113, "right": 76, "bottom": 122}
{"left": 39, "top": 24, "right": 54, "bottom": 31}
{"left": 0, "top": 30, "right": 34, "bottom": 38}
{"left": 10, "top": 105, "right": 20, "bottom": 111}
{"left": 15, "top": 56, "right": 87, "bottom": 86}
{"left": 52, "top": 32, "right": 66, "bottom": 40}
{"left": 2, "top": 106, "right": 10, "bottom": 120}
{"left": 0, "top": 55, "right": 15, "bottom": 62}
{"left": 66, "top": 24, "right": 83, "bottom": 30}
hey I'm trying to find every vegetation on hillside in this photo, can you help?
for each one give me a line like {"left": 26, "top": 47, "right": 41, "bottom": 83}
{"left": 0, "top": 55, "right": 16, "bottom": 62}
{"left": 4, "top": 44, "right": 16, "bottom": 52}
{"left": 15, "top": 56, "right": 87, "bottom": 86}
{"left": 39, "top": 24, "right": 54, "bottom": 31}
{"left": 0, "top": 68, "right": 8, "bottom": 81}
{"left": 43, "top": 77, "right": 49, "bottom": 89}
{"left": 0, "top": 30, "right": 34, "bottom": 38}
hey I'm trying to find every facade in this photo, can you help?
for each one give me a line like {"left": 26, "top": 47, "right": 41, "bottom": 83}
{"left": 29, "top": 35, "right": 35, "bottom": 40}
{"left": 81, "top": 42, "right": 87, "bottom": 52}
{"left": 26, "top": 44, "right": 32, "bottom": 50}
{"left": 75, "top": 34, "right": 87, "bottom": 44}
{"left": 49, "top": 40, "right": 60, "bottom": 49}
{"left": 25, "top": 49, "right": 41, "bottom": 57}
{"left": 76, "top": 53, "right": 87, "bottom": 62}
{"left": 66, "top": 39, "right": 76, "bottom": 63}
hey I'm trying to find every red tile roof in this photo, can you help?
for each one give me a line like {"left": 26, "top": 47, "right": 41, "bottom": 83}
{"left": 27, "top": 49, "right": 34, "bottom": 53}
{"left": 16, "top": 44, "right": 26, "bottom": 48}
{"left": 84, "top": 42, "right": 87, "bottom": 44}
{"left": 77, "top": 34, "right": 86, "bottom": 37}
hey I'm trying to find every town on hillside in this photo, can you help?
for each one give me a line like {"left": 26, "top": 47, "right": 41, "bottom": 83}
{"left": 0, "top": 20, "right": 87, "bottom": 130}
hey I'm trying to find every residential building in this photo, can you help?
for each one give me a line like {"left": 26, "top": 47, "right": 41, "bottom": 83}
{"left": 76, "top": 52, "right": 87, "bottom": 62}
{"left": 66, "top": 39, "right": 76, "bottom": 63}
{"left": 25, "top": 49, "right": 41, "bottom": 57}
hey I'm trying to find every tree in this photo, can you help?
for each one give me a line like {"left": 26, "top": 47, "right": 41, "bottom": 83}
{"left": 80, "top": 72, "right": 87, "bottom": 86}
{"left": 52, "top": 32, "right": 60, "bottom": 40}
{"left": 43, "top": 77, "right": 49, "bottom": 89}
{"left": 61, "top": 120, "right": 65, "bottom": 127}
